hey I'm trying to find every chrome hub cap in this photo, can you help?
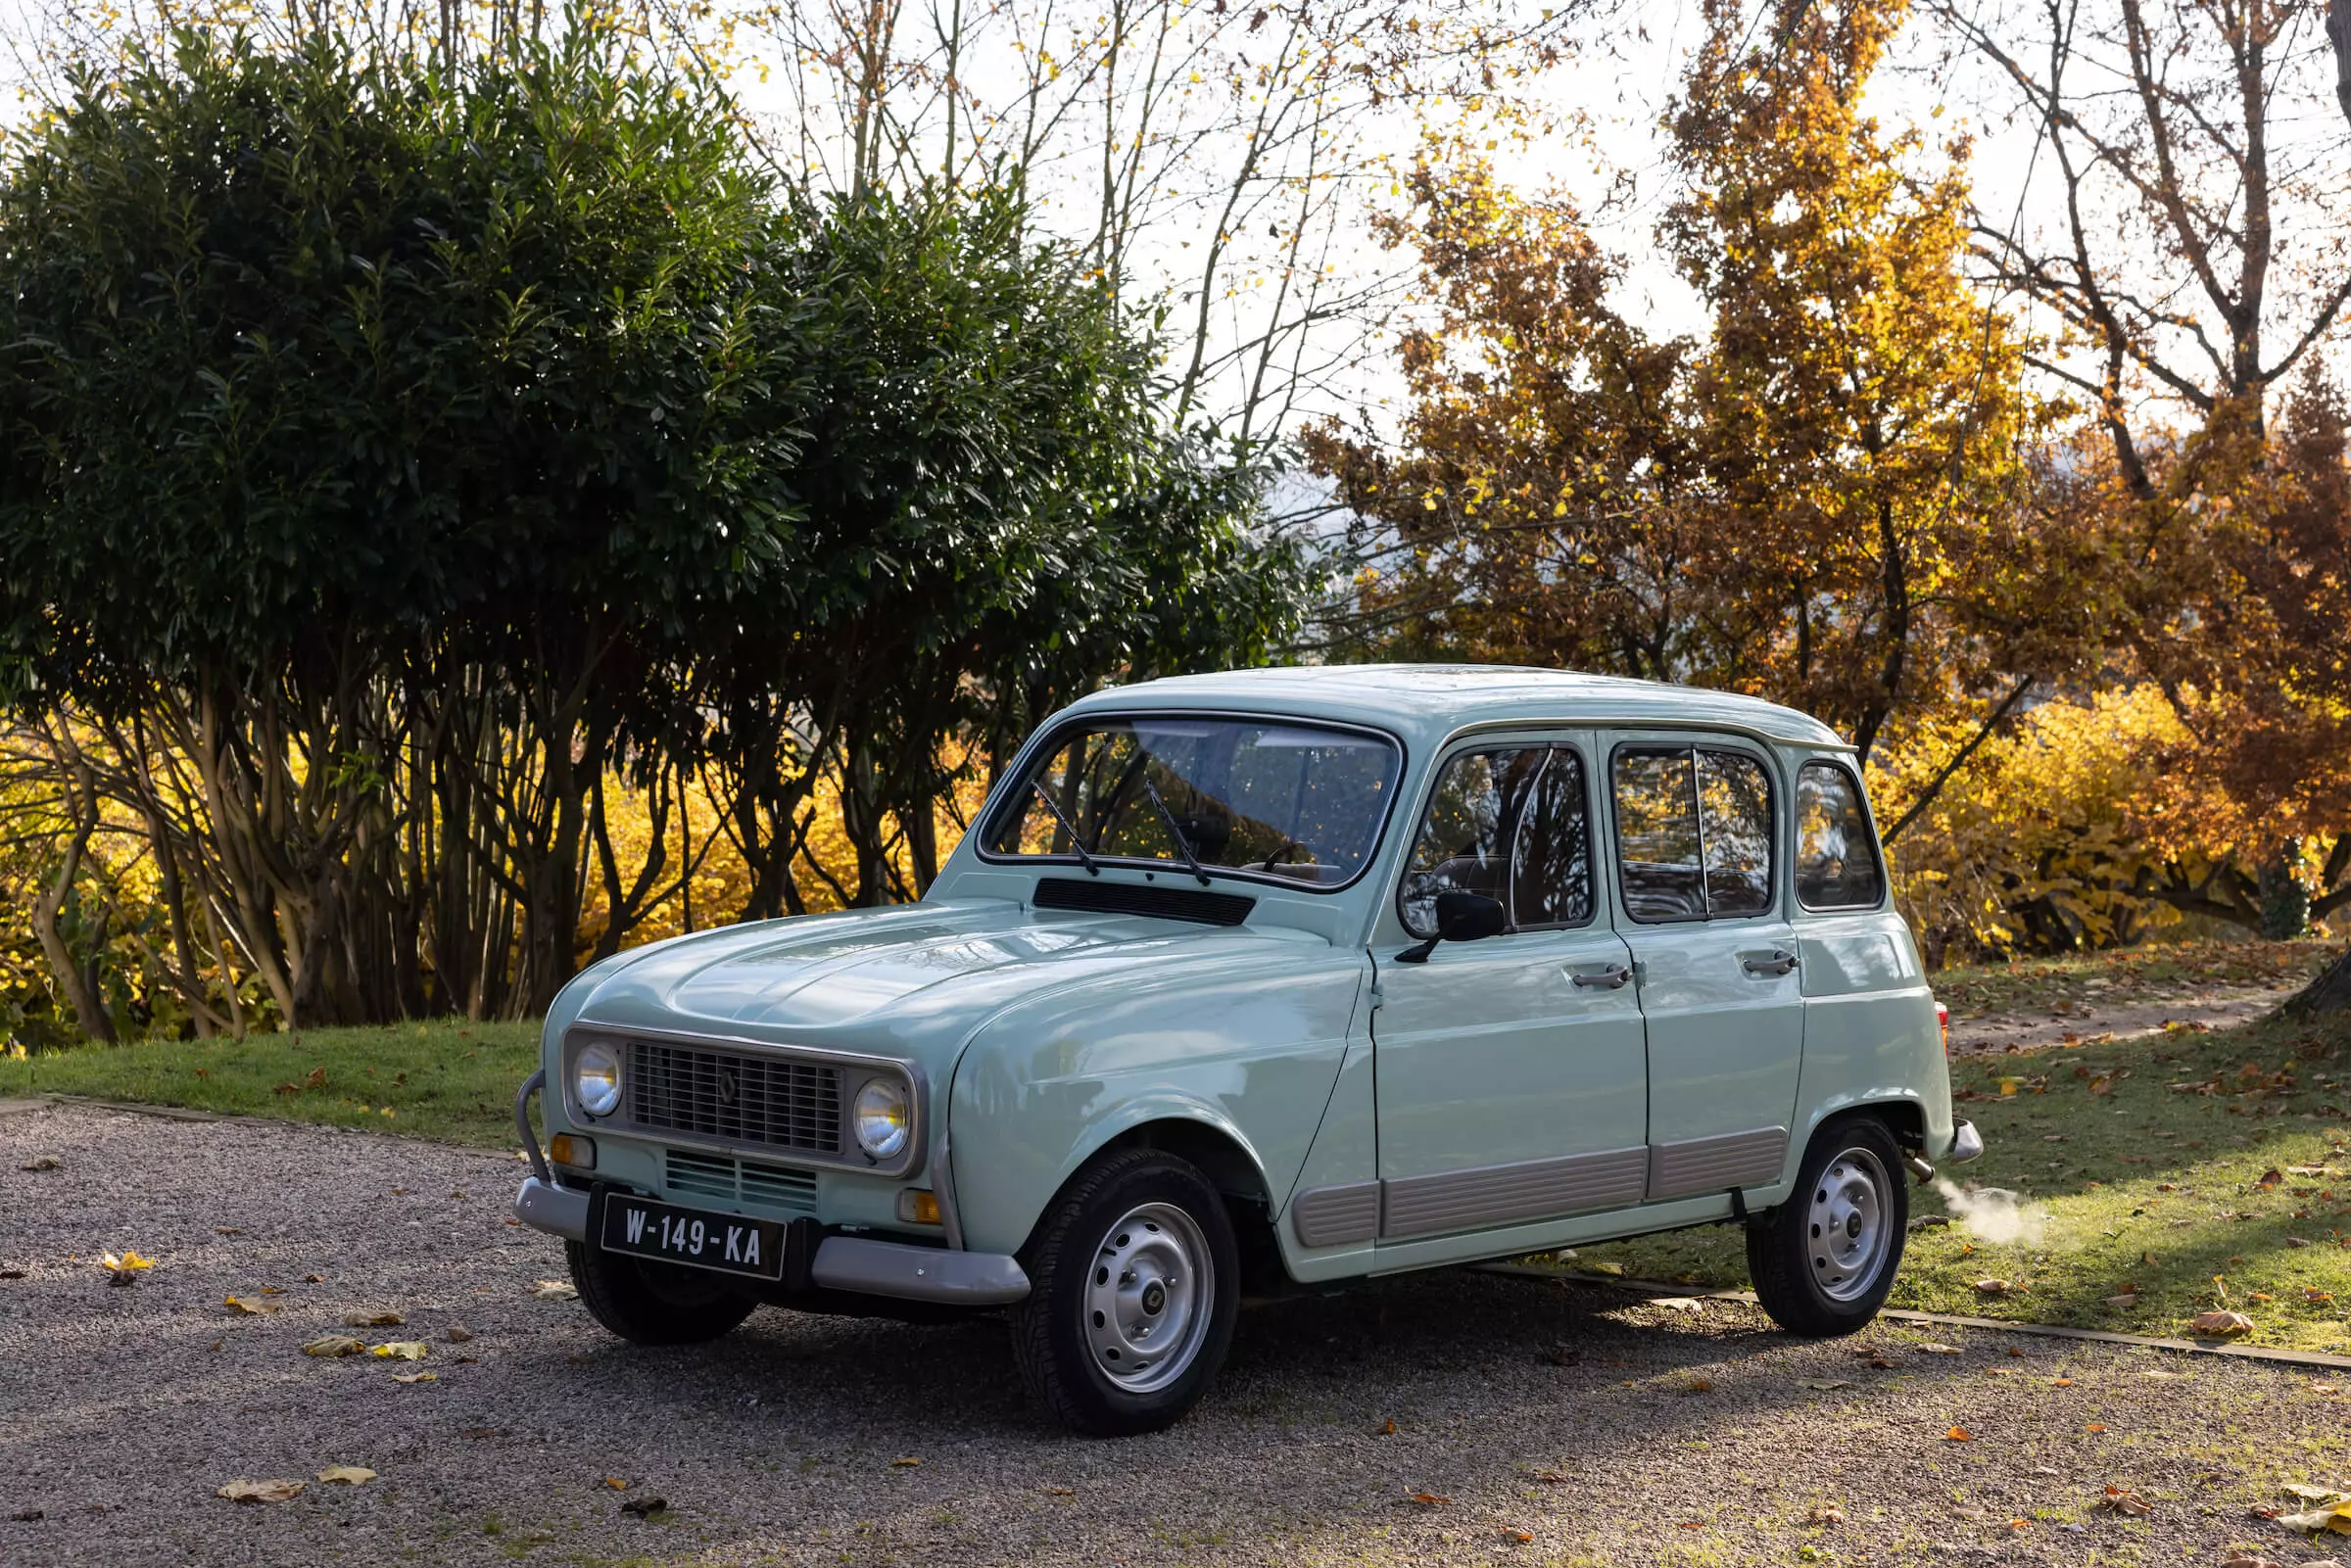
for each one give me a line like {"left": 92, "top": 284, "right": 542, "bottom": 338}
{"left": 1807, "top": 1147, "right": 1892, "bottom": 1303}
{"left": 1081, "top": 1202, "right": 1213, "bottom": 1394}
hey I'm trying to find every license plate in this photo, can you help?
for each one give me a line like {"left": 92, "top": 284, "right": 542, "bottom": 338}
{"left": 598, "top": 1193, "right": 788, "bottom": 1281}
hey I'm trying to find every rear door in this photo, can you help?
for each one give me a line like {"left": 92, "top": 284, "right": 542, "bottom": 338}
{"left": 1371, "top": 737, "right": 1650, "bottom": 1239}
{"left": 1603, "top": 734, "right": 1805, "bottom": 1202}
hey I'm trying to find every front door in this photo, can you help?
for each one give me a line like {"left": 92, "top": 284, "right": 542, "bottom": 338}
{"left": 1372, "top": 740, "right": 1649, "bottom": 1239}
{"left": 1605, "top": 736, "right": 1805, "bottom": 1201}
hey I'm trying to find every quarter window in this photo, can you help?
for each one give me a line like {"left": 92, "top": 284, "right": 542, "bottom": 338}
{"left": 1611, "top": 746, "right": 1777, "bottom": 922}
{"left": 1400, "top": 746, "right": 1594, "bottom": 937}
{"left": 1794, "top": 761, "right": 1886, "bottom": 910}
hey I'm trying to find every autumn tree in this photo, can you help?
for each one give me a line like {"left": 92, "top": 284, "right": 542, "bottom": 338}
{"left": 1313, "top": 0, "right": 2098, "bottom": 786}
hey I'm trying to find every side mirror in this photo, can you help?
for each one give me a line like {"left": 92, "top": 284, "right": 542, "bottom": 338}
{"left": 1393, "top": 890, "right": 1508, "bottom": 965}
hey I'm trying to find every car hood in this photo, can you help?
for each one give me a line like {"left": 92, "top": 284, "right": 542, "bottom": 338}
{"left": 565, "top": 896, "right": 1336, "bottom": 1061}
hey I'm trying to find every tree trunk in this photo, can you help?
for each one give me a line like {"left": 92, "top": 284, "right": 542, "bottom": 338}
{"left": 2283, "top": 948, "right": 2351, "bottom": 1018}
{"left": 30, "top": 725, "right": 117, "bottom": 1044}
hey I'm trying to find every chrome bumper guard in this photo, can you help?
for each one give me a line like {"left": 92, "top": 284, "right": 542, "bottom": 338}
{"left": 1947, "top": 1118, "right": 1985, "bottom": 1164}
{"left": 508, "top": 1066, "right": 1028, "bottom": 1306}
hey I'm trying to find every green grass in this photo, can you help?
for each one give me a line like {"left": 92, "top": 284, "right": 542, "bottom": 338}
{"left": 1560, "top": 991, "right": 2351, "bottom": 1353}
{"left": 1921, "top": 936, "right": 2336, "bottom": 1018}
{"left": 0, "top": 1017, "right": 541, "bottom": 1147}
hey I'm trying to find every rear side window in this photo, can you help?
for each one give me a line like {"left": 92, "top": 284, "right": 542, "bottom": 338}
{"left": 1794, "top": 761, "right": 1886, "bottom": 910}
{"left": 1400, "top": 746, "right": 1594, "bottom": 937}
{"left": 1610, "top": 745, "right": 1777, "bottom": 922}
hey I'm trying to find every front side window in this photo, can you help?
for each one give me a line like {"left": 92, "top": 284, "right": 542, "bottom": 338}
{"left": 1399, "top": 746, "right": 1594, "bottom": 937}
{"left": 1794, "top": 761, "right": 1886, "bottom": 910}
{"left": 985, "top": 716, "right": 1402, "bottom": 888}
{"left": 1611, "top": 745, "right": 1777, "bottom": 922}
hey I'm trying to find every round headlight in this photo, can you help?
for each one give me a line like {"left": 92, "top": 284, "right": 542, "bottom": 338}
{"left": 573, "top": 1040, "right": 622, "bottom": 1118}
{"left": 853, "top": 1077, "right": 910, "bottom": 1161}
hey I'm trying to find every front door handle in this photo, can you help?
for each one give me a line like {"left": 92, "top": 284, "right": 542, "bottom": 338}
{"left": 1742, "top": 949, "right": 1799, "bottom": 976}
{"left": 1571, "top": 964, "right": 1634, "bottom": 989}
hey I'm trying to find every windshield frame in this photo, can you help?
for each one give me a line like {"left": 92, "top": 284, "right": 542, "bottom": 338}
{"left": 975, "top": 708, "right": 1411, "bottom": 895}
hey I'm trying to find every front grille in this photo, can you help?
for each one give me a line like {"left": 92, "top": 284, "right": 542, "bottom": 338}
{"left": 661, "top": 1149, "right": 819, "bottom": 1215}
{"left": 626, "top": 1040, "right": 843, "bottom": 1155}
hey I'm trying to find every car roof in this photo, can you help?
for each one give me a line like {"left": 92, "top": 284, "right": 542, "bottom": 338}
{"left": 1067, "top": 664, "right": 1848, "bottom": 751}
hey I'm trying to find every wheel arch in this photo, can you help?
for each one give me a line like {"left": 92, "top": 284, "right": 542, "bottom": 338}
{"left": 1020, "top": 1113, "right": 1288, "bottom": 1293}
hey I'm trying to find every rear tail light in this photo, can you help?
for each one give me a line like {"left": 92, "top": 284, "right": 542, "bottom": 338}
{"left": 1936, "top": 1002, "right": 1950, "bottom": 1057}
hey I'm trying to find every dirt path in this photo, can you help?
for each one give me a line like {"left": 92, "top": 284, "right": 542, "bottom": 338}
{"left": 4, "top": 1103, "right": 2347, "bottom": 1567}
{"left": 1946, "top": 982, "right": 2305, "bottom": 1058}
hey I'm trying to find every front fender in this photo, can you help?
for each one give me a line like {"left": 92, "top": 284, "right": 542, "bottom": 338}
{"left": 943, "top": 950, "right": 1368, "bottom": 1257}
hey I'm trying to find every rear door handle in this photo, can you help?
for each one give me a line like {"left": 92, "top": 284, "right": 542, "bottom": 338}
{"left": 1742, "top": 949, "right": 1799, "bottom": 976}
{"left": 1571, "top": 964, "right": 1634, "bottom": 989}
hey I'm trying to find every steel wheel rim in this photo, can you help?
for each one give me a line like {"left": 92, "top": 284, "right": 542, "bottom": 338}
{"left": 1807, "top": 1147, "right": 1892, "bottom": 1304}
{"left": 1080, "top": 1201, "right": 1214, "bottom": 1395}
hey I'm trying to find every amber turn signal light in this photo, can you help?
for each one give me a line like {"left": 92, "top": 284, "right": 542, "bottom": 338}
{"left": 549, "top": 1132, "right": 596, "bottom": 1170}
{"left": 896, "top": 1189, "right": 941, "bottom": 1226}
{"left": 1936, "top": 1002, "right": 1950, "bottom": 1057}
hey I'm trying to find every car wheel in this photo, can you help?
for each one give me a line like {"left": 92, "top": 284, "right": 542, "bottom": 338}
{"left": 565, "top": 1239, "right": 758, "bottom": 1346}
{"left": 1010, "top": 1148, "right": 1240, "bottom": 1436}
{"left": 1747, "top": 1115, "right": 1910, "bottom": 1337}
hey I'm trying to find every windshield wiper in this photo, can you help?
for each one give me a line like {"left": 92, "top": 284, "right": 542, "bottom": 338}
{"left": 1142, "top": 779, "right": 1214, "bottom": 886}
{"left": 1029, "top": 782, "right": 1101, "bottom": 877}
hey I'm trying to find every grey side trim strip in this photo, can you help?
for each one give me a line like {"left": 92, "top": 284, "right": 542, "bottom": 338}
{"left": 1646, "top": 1127, "right": 1788, "bottom": 1201}
{"left": 1380, "top": 1146, "right": 1648, "bottom": 1240}
{"left": 809, "top": 1235, "right": 1031, "bottom": 1306}
{"left": 1291, "top": 1181, "right": 1381, "bottom": 1249}
{"left": 513, "top": 1175, "right": 590, "bottom": 1242}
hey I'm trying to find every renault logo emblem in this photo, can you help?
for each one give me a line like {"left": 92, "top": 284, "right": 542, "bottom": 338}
{"left": 717, "top": 1069, "right": 737, "bottom": 1106}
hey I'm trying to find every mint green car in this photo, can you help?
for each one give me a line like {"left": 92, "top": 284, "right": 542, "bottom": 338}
{"left": 513, "top": 665, "right": 1981, "bottom": 1434}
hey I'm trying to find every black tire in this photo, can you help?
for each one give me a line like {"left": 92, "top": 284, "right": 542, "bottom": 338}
{"left": 1011, "top": 1148, "right": 1240, "bottom": 1437}
{"left": 565, "top": 1239, "right": 758, "bottom": 1346}
{"left": 1748, "top": 1115, "right": 1910, "bottom": 1337}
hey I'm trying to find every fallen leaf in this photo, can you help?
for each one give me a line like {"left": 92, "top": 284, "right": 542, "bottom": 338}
{"left": 1504, "top": 1529, "right": 1534, "bottom": 1543}
{"left": 2188, "top": 1310, "right": 2255, "bottom": 1339}
{"left": 619, "top": 1495, "right": 667, "bottom": 1518}
{"left": 1406, "top": 1491, "right": 1450, "bottom": 1507}
{"left": 18, "top": 1155, "right": 59, "bottom": 1171}
{"left": 304, "top": 1273, "right": 324, "bottom": 1283}
{"left": 342, "top": 1310, "right": 402, "bottom": 1327}
{"left": 603, "top": 1477, "right": 628, "bottom": 1490}
{"left": 2086, "top": 1423, "right": 2108, "bottom": 1433}
{"left": 1529, "top": 1469, "right": 1567, "bottom": 1483}
{"left": 2258, "top": 1169, "right": 2284, "bottom": 1189}
{"left": 370, "top": 1342, "right": 428, "bottom": 1360}
{"left": 97, "top": 1250, "right": 154, "bottom": 1272}
{"left": 2279, "top": 1497, "right": 2351, "bottom": 1535}
{"left": 1798, "top": 1378, "right": 1853, "bottom": 1391}
{"left": 1807, "top": 1503, "right": 1847, "bottom": 1526}
{"left": 302, "top": 1336, "right": 364, "bottom": 1357}
{"left": 1043, "top": 1487, "right": 1076, "bottom": 1497}
{"left": 1919, "top": 1343, "right": 1965, "bottom": 1355}
{"left": 2091, "top": 1484, "right": 2151, "bottom": 1516}
{"left": 444, "top": 1325, "right": 475, "bottom": 1344}
{"left": 217, "top": 1479, "right": 303, "bottom": 1503}
{"left": 315, "top": 1466, "right": 374, "bottom": 1486}
{"left": 304, "top": 1067, "right": 326, "bottom": 1090}
{"left": 391, "top": 1371, "right": 437, "bottom": 1384}
{"left": 532, "top": 1280, "right": 577, "bottom": 1301}
{"left": 2103, "top": 1294, "right": 2139, "bottom": 1308}
{"left": 224, "top": 1297, "right": 279, "bottom": 1315}
{"left": 1974, "top": 1278, "right": 2014, "bottom": 1296}
{"left": 2306, "top": 1289, "right": 2336, "bottom": 1304}
{"left": 889, "top": 1457, "right": 922, "bottom": 1468}
{"left": 2053, "top": 1377, "right": 2074, "bottom": 1387}
{"left": 1651, "top": 1297, "right": 1703, "bottom": 1313}
{"left": 1945, "top": 1427, "right": 1973, "bottom": 1442}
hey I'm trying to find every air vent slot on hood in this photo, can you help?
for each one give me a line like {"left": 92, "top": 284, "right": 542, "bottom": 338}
{"left": 1032, "top": 876, "right": 1256, "bottom": 927}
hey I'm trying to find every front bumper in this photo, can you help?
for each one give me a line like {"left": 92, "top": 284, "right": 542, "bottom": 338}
{"left": 510, "top": 1070, "right": 1029, "bottom": 1307}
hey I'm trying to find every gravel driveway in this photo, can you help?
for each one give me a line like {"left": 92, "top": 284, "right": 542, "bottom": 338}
{"left": 4, "top": 1101, "right": 2347, "bottom": 1568}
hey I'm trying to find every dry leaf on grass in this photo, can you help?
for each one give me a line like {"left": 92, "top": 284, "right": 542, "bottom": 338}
{"left": 370, "top": 1342, "right": 428, "bottom": 1360}
{"left": 224, "top": 1297, "right": 279, "bottom": 1315}
{"left": 302, "top": 1336, "right": 363, "bottom": 1358}
{"left": 342, "top": 1311, "right": 402, "bottom": 1327}
{"left": 2279, "top": 1494, "right": 2351, "bottom": 1536}
{"left": 1504, "top": 1528, "right": 1534, "bottom": 1544}
{"left": 315, "top": 1466, "right": 374, "bottom": 1486}
{"left": 1807, "top": 1504, "right": 1847, "bottom": 1527}
{"left": 1974, "top": 1278, "right": 2015, "bottom": 1296}
{"left": 1405, "top": 1491, "right": 1450, "bottom": 1507}
{"left": 2090, "top": 1485, "right": 2152, "bottom": 1517}
{"left": 619, "top": 1494, "right": 667, "bottom": 1518}
{"left": 1945, "top": 1427, "right": 1974, "bottom": 1442}
{"left": 391, "top": 1372, "right": 436, "bottom": 1384}
{"left": 2188, "top": 1310, "right": 2255, "bottom": 1338}
{"left": 97, "top": 1251, "right": 154, "bottom": 1272}
{"left": 531, "top": 1280, "right": 577, "bottom": 1301}
{"left": 217, "top": 1479, "right": 303, "bottom": 1503}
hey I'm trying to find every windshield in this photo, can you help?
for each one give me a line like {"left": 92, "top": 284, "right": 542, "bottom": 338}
{"left": 986, "top": 716, "right": 1403, "bottom": 888}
